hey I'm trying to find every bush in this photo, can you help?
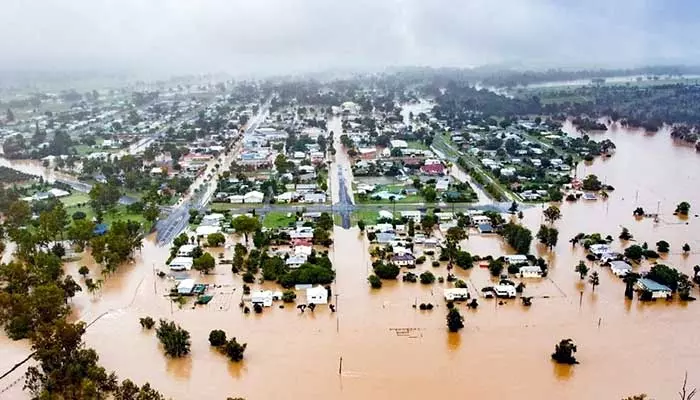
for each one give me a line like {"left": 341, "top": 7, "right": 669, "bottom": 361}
{"left": 72, "top": 211, "right": 86, "bottom": 220}
{"left": 156, "top": 320, "right": 191, "bottom": 358}
{"left": 78, "top": 265, "right": 90, "bottom": 277}
{"left": 368, "top": 274, "right": 382, "bottom": 288}
{"left": 507, "top": 264, "right": 521, "bottom": 275}
{"left": 253, "top": 303, "right": 263, "bottom": 314}
{"left": 139, "top": 316, "right": 155, "bottom": 329}
{"left": 209, "top": 329, "right": 227, "bottom": 347}
{"left": 455, "top": 280, "right": 467, "bottom": 289}
{"left": 446, "top": 308, "right": 464, "bottom": 332}
{"left": 431, "top": 261, "right": 440, "bottom": 267}
{"left": 374, "top": 262, "right": 400, "bottom": 279}
{"left": 242, "top": 272, "right": 255, "bottom": 283}
{"left": 489, "top": 259, "right": 505, "bottom": 277}
{"left": 282, "top": 290, "right": 297, "bottom": 303}
{"left": 223, "top": 337, "right": 247, "bottom": 362}
{"left": 420, "top": 271, "right": 436, "bottom": 284}
{"left": 644, "top": 250, "right": 659, "bottom": 259}
{"left": 416, "top": 256, "right": 426, "bottom": 265}
{"left": 403, "top": 272, "right": 417, "bottom": 282}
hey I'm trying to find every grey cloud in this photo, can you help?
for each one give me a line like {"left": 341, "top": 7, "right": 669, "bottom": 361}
{"left": 0, "top": 0, "right": 697, "bottom": 77}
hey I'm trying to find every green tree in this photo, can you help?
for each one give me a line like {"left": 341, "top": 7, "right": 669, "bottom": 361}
{"left": 656, "top": 240, "right": 670, "bottom": 253}
{"left": 282, "top": 289, "right": 297, "bottom": 303}
{"left": 420, "top": 271, "right": 436, "bottom": 284}
{"left": 589, "top": 271, "right": 600, "bottom": 292}
{"left": 489, "top": 259, "right": 505, "bottom": 277}
{"left": 155, "top": 320, "right": 191, "bottom": 357}
{"left": 88, "top": 182, "right": 121, "bottom": 220}
{"left": 646, "top": 264, "right": 681, "bottom": 291}
{"left": 208, "top": 329, "right": 227, "bottom": 347}
{"left": 420, "top": 214, "right": 437, "bottom": 235}
{"left": 368, "top": 274, "right": 382, "bottom": 288}
{"left": 536, "top": 225, "right": 558, "bottom": 249}
{"left": 231, "top": 215, "right": 261, "bottom": 244}
{"left": 374, "top": 262, "right": 400, "bottom": 280}
{"left": 423, "top": 187, "right": 437, "bottom": 202}
{"left": 624, "top": 245, "right": 644, "bottom": 261}
{"left": 78, "top": 265, "right": 90, "bottom": 277}
{"left": 317, "top": 212, "right": 334, "bottom": 230}
{"left": 501, "top": 222, "right": 532, "bottom": 254}
{"left": 194, "top": 252, "right": 216, "bottom": 274}
{"left": 446, "top": 308, "right": 464, "bottom": 332}
{"left": 676, "top": 201, "right": 691, "bottom": 216}
{"left": 622, "top": 272, "right": 639, "bottom": 299}
{"left": 207, "top": 232, "right": 226, "bottom": 247}
{"left": 357, "top": 220, "right": 366, "bottom": 232}
{"left": 222, "top": 337, "right": 247, "bottom": 362}
{"left": 543, "top": 205, "right": 561, "bottom": 224}
{"left": 551, "top": 338, "right": 578, "bottom": 364}
{"left": 575, "top": 261, "right": 589, "bottom": 279}
{"left": 683, "top": 243, "right": 691, "bottom": 254}
{"left": 143, "top": 202, "right": 160, "bottom": 224}
{"left": 68, "top": 219, "right": 95, "bottom": 250}
{"left": 582, "top": 174, "right": 602, "bottom": 191}
{"left": 139, "top": 316, "right": 155, "bottom": 329}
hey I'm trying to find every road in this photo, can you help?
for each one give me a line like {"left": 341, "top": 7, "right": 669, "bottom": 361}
{"left": 155, "top": 99, "right": 270, "bottom": 246}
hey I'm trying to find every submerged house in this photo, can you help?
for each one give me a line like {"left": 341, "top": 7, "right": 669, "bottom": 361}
{"left": 636, "top": 278, "right": 672, "bottom": 299}
{"left": 306, "top": 286, "right": 328, "bottom": 304}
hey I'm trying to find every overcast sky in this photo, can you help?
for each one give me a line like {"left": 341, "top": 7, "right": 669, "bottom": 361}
{"left": 0, "top": 0, "right": 697, "bottom": 77}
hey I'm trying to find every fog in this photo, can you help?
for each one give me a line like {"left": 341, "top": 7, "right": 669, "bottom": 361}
{"left": 0, "top": 0, "right": 697, "bottom": 77}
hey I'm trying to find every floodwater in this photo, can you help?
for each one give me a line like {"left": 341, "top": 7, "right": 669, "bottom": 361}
{"left": 2, "top": 121, "right": 700, "bottom": 399}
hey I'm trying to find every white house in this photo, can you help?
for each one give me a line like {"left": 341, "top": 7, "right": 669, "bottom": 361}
{"left": 503, "top": 255, "right": 528, "bottom": 264}
{"left": 306, "top": 286, "right": 328, "bottom": 304}
{"left": 494, "top": 285, "right": 516, "bottom": 298}
{"left": 244, "top": 190, "right": 265, "bottom": 203}
{"left": 444, "top": 288, "right": 469, "bottom": 301}
{"left": 286, "top": 254, "right": 308, "bottom": 268}
{"left": 519, "top": 266, "right": 543, "bottom": 278}
{"left": 472, "top": 215, "right": 492, "bottom": 225}
{"left": 196, "top": 225, "right": 221, "bottom": 237}
{"left": 169, "top": 257, "right": 193, "bottom": 271}
{"left": 251, "top": 290, "right": 274, "bottom": 307}
{"left": 176, "top": 244, "right": 197, "bottom": 257}
{"left": 391, "top": 253, "right": 416, "bottom": 267}
{"left": 609, "top": 260, "right": 632, "bottom": 277}
{"left": 636, "top": 278, "right": 672, "bottom": 299}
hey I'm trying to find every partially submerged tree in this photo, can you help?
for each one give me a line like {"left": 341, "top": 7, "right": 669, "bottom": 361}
{"left": 575, "top": 261, "right": 589, "bottom": 280}
{"left": 551, "top": 338, "right": 578, "bottom": 364}
{"left": 446, "top": 308, "right": 464, "bottom": 332}
{"left": 588, "top": 271, "right": 600, "bottom": 292}
{"left": 155, "top": 320, "right": 191, "bottom": 358}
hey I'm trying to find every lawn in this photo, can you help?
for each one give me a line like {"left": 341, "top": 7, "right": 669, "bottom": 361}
{"left": 352, "top": 209, "right": 380, "bottom": 225}
{"left": 65, "top": 204, "right": 152, "bottom": 232}
{"left": 406, "top": 141, "right": 428, "bottom": 150}
{"left": 60, "top": 192, "right": 90, "bottom": 207}
{"left": 263, "top": 212, "right": 297, "bottom": 229}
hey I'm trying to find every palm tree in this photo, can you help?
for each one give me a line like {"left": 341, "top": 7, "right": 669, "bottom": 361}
{"left": 588, "top": 271, "right": 600, "bottom": 292}
{"left": 623, "top": 272, "right": 640, "bottom": 299}
{"left": 575, "top": 261, "right": 589, "bottom": 279}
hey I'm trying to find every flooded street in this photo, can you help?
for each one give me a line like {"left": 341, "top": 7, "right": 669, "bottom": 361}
{"left": 2, "top": 121, "right": 700, "bottom": 399}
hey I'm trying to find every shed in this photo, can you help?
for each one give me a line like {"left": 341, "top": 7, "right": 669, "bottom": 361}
{"left": 636, "top": 278, "right": 672, "bottom": 299}
{"left": 519, "top": 266, "right": 543, "bottom": 278}
{"left": 251, "top": 290, "right": 274, "bottom": 307}
{"left": 177, "top": 279, "right": 195, "bottom": 295}
{"left": 177, "top": 244, "right": 197, "bottom": 257}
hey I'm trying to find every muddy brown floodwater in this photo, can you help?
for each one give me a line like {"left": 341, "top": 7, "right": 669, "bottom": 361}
{"left": 3, "top": 121, "right": 700, "bottom": 399}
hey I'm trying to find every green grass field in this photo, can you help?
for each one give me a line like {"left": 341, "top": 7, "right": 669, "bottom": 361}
{"left": 59, "top": 192, "right": 90, "bottom": 207}
{"left": 407, "top": 141, "right": 428, "bottom": 150}
{"left": 65, "top": 204, "right": 152, "bottom": 232}
{"left": 263, "top": 212, "right": 297, "bottom": 229}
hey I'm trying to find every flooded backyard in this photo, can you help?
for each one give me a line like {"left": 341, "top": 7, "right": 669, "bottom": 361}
{"left": 2, "top": 122, "right": 700, "bottom": 399}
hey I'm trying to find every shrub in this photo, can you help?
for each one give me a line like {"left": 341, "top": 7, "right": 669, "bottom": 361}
{"left": 455, "top": 280, "right": 467, "bottom": 289}
{"left": 416, "top": 256, "right": 426, "bottom": 265}
{"left": 402, "top": 272, "right": 417, "bottom": 283}
{"left": 446, "top": 308, "right": 464, "bottom": 332}
{"left": 242, "top": 272, "right": 255, "bottom": 283}
{"left": 155, "top": 320, "right": 191, "bottom": 358}
{"left": 72, "top": 211, "right": 86, "bottom": 220}
{"left": 432, "top": 261, "right": 440, "bottom": 267}
{"left": 78, "top": 265, "right": 90, "bottom": 277}
{"left": 374, "top": 262, "right": 400, "bottom": 279}
{"left": 253, "top": 303, "right": 263, "bottom": 314}
{"left": 507, "top": 264, "right": 521, "bottom": 275}
{"left": 139, "top": 316, "right": 155, "bottom": 329}
{"left": 368, "top": 274, "right": 382, "bottom": 288}
{"left": 209, "top": 329, "right": 227, "bottom": 347}
{"left": 420, "top": 271, "right": 435, "bottom": 284}
{"left": 223, "top": 337, "right": 247, "bottom": 362}
{"left": 282, "top": 290, "right": 297, "bottom": 303}
{"left": 489, "top": 259, "right": 505, "bottom": 277}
